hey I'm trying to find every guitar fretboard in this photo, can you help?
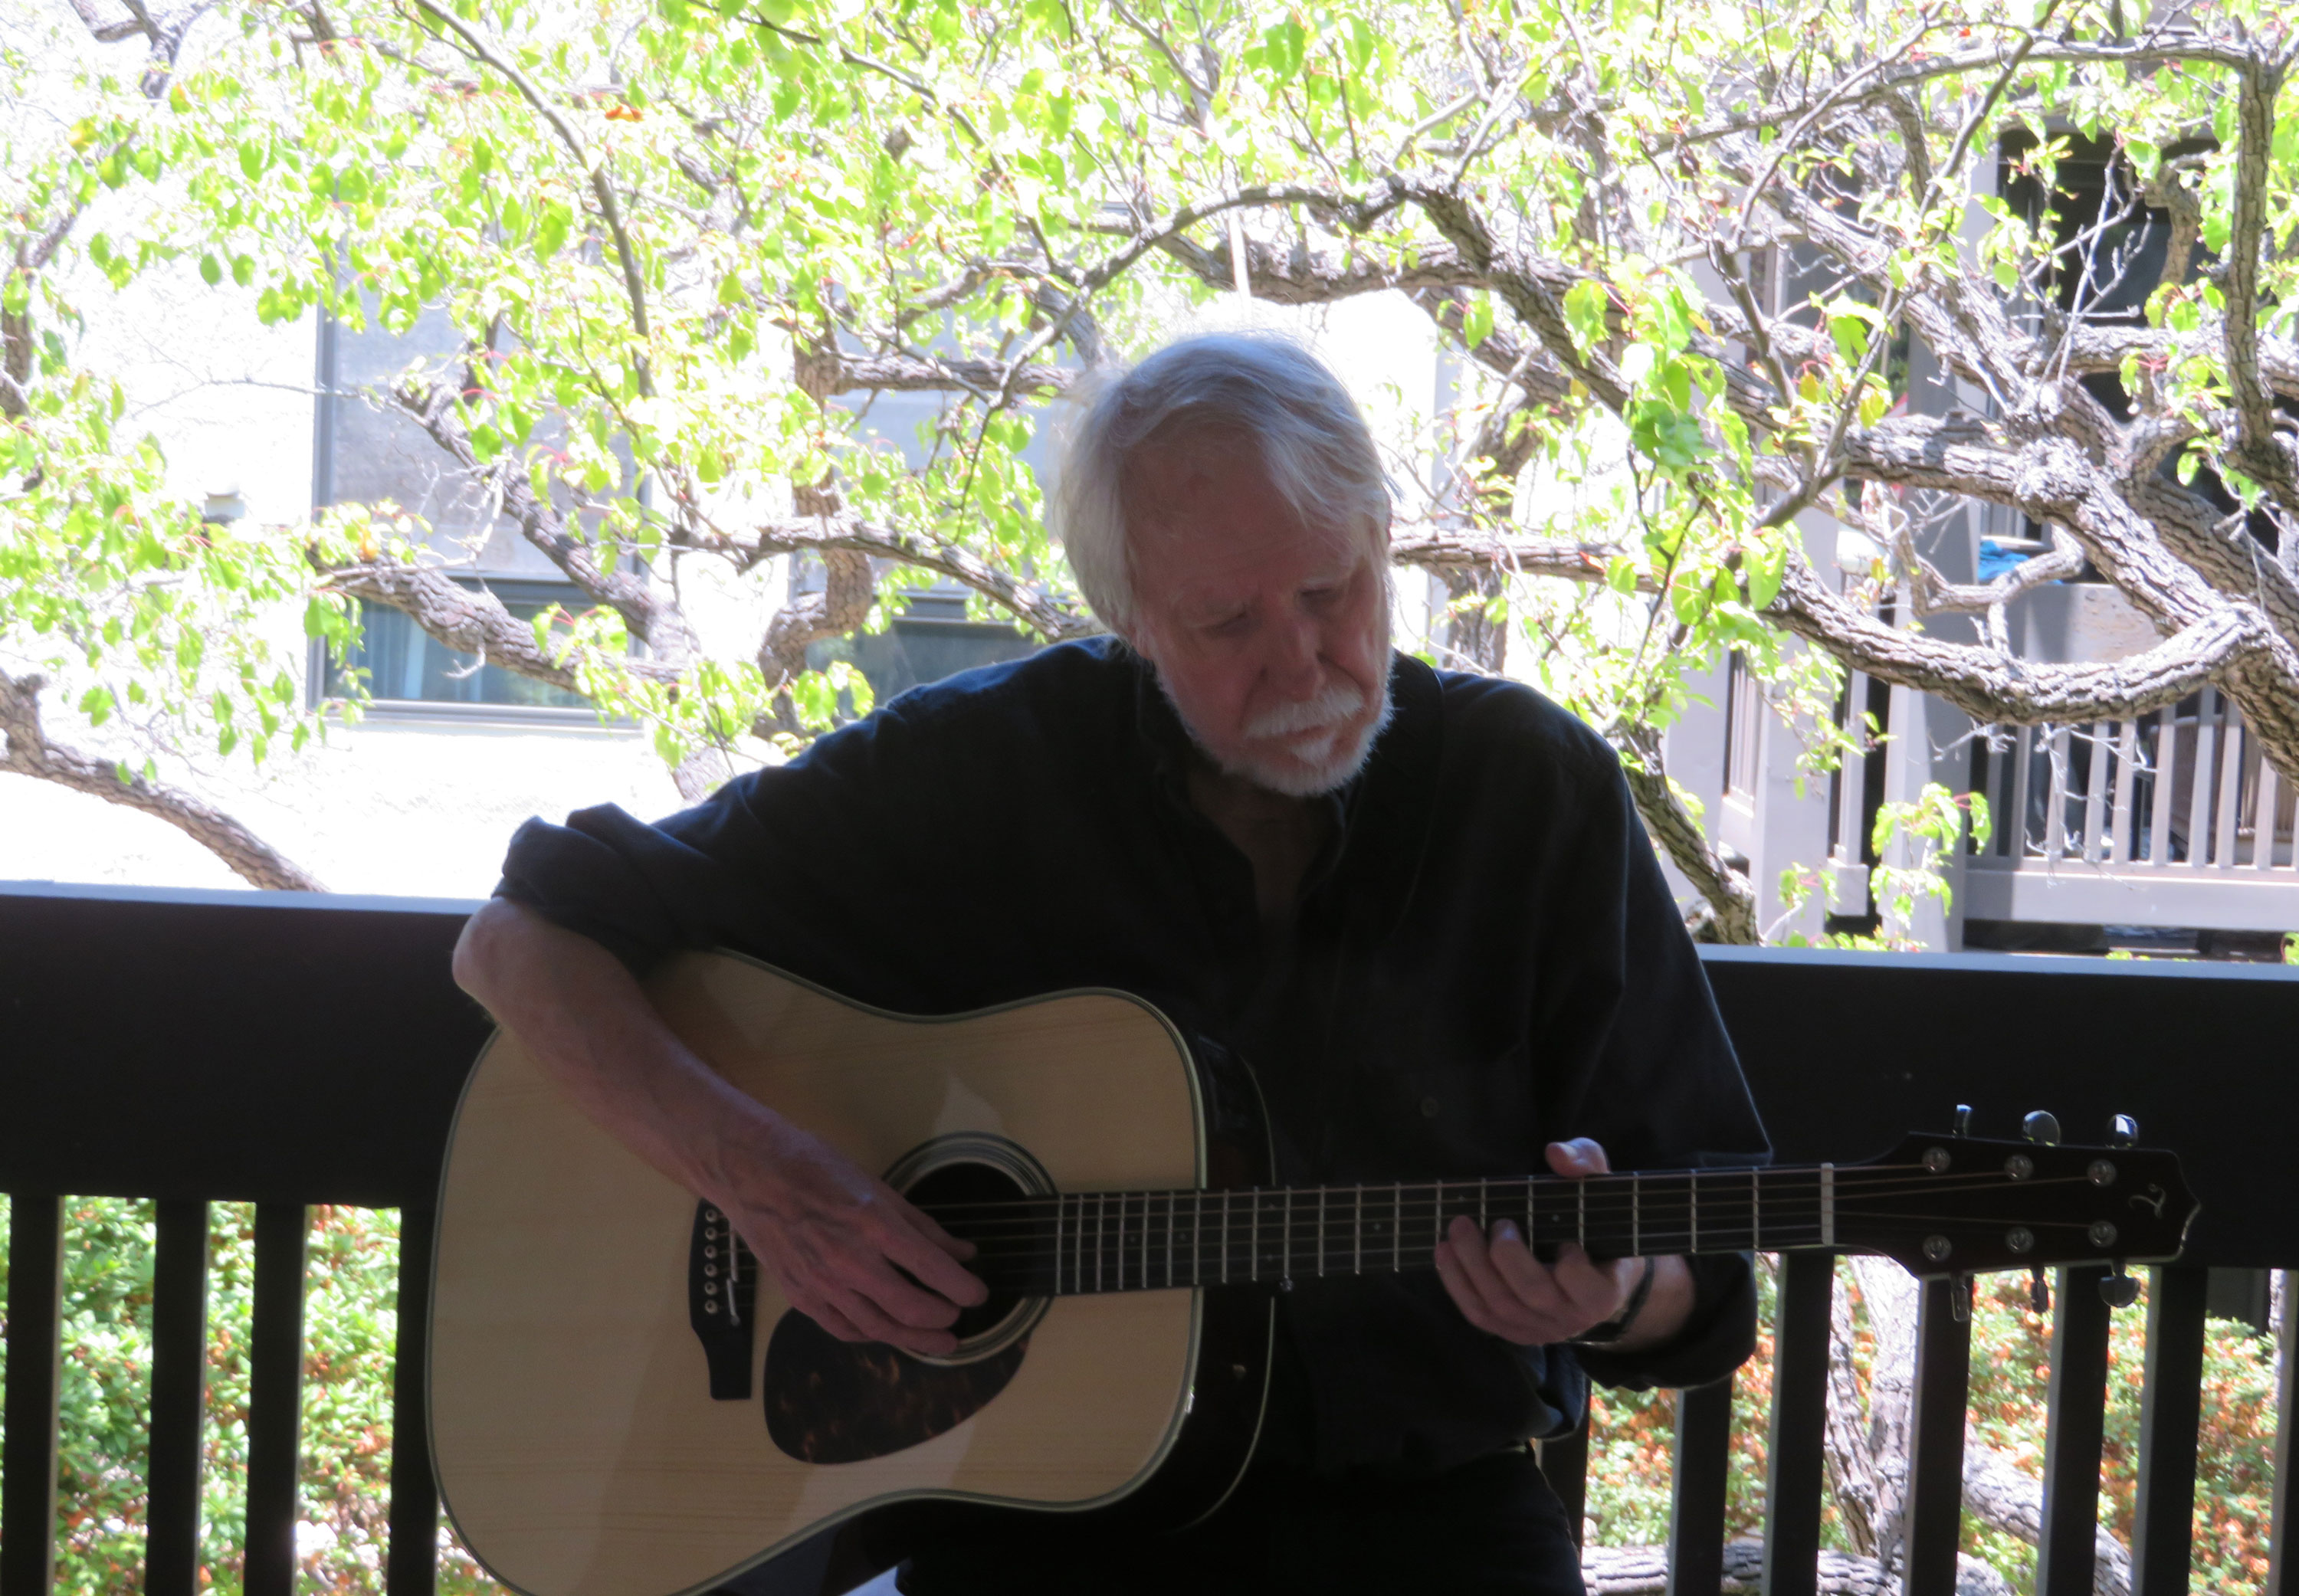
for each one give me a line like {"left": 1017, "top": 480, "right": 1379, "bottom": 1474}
{"left": 921, "top": 1167, "right": 1835, "bottom": 1298}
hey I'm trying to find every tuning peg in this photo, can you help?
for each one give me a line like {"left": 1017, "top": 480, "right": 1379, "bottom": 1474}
{"left": 1953, "top": 1104, "right": 1973, "bottom": 1136}
{"left": 2099, "top": 1265, "right": 2140, "bottom": 1309}
{"left": 2029, "top": 1268, "right": 2051, "bottom": 1316}
{"left": 2110, "top": 1114, "right": 2138, "bottom": 1149}
{"left": 2022, "top": 1110, "right": 2061, "bottom": 1145}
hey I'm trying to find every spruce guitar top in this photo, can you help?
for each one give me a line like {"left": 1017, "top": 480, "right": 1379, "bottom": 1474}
{"left": 428, "top": 950, "right": 2197, "bottom": 1596}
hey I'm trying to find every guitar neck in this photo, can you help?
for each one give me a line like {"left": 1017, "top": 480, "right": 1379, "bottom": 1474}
{"left": 930, "top": 1166, "right": 1834, "bottom": 1299}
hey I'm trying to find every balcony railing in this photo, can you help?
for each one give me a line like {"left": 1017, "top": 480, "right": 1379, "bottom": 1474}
{"left": 2, "top": 883, "right": 2294, "bottom": 1596}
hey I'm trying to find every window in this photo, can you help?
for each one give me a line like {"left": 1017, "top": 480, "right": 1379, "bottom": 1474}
{"left": 1723, "top": 651, "right": 1761, "bottom": 801}
{"left": 324, "top": 580, "right": 595, "bottom": 714}
{"left": 812, "top": 591, "right": 1040, "bottom": 703}
{"left": 313, "top": 307, "right": 621, "bottom": 718}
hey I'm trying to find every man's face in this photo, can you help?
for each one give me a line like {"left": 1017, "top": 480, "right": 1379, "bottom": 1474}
{"left": 1123, "top": 439, "right": 1392, "bottom": 797}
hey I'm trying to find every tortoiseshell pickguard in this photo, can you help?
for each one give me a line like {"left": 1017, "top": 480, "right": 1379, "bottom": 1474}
{"left": 763, "top": 1309, "right": 1031, "bottom": 1464}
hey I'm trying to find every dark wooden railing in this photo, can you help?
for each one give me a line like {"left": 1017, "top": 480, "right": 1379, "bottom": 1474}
{"left": 2, "top": 883, "right": 2293, "bottom": 1596}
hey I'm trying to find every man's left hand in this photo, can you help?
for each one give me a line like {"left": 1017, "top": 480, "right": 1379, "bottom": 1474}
{"left": 1432, "top": 1138, "right": 1692, "bottom": 1350}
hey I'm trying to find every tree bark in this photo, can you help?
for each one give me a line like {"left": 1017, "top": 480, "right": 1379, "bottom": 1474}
{"left": 0, "top": 671, "right": 323, "bottom": 892}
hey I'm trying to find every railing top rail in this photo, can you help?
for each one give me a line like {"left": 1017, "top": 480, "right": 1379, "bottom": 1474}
{"left": 4, "top": 883, "right": 2292, "bottom": 1265}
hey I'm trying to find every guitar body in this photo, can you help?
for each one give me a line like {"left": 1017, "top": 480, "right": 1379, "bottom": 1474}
{"left": 431, "top": 951, "right": 1274, "bottom": 1596}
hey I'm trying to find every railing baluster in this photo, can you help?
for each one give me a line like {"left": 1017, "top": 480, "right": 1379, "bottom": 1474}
{"left": 2130, "top": 1267, "right": 2208, "bottom": 1596}
{"left": 2213, "top": 706, "right": 2245, "bottom": 870}
{"left": 2256, "top": 758, "right": 2282, "bottom": 872}
{"left": 146, "top": 1201, "right": 212, "bottom": 1596}
{"left": 2188, "top": 690, "right": 2221, "bottom": 866}
{"left": 2268, "top": 1272, "right": 2296, "bottom": 1596}
{"left": 2, "top": 1194, "right": 64, "bottom": 1596}
{"left": 1990, "top": 725, "right": 2016, "bottom": 857}
{"left": 2037, "top": 1265, "right": 2114, "bottom": 1596}
{"left": 387, "top": 1206, "right": 441, "bottom": 1596}
{"left": 1540, "top": 1422, "right": 1589, "bottom": 1549}
{"left": 2147, "top": 707, "right": 2179, "bottom": 864}
{"left": 1902, "top": 1276, "right": 1972, "bottom": 1596}
{"left": 1665, "top": 1377, "right": 1733, "bottom": 1596}
{"left": 244, "top": 1202, "right": 309, "bottom": 1596}
{"left": 2012, "top": 723, "right": 2035, "bottom": 857}
{"left": 2081, "top": 723, "right": 2110, "bottom": 862}
{"left": 2045, "top": 727, "right": 2071, "bottom": 858}
{"left": 2110, "top": 719, "right": 2139, "bottom": 864}
{"left": 1761, "top": 1254, "right": 1833, "bottom": 1596}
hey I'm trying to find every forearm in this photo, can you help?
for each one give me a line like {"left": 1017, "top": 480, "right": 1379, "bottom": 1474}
{"left": 451, "top": 897, "right": 775, "bottom": 1200}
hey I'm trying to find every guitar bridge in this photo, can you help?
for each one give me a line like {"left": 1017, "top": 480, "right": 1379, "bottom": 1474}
{"left": 689, "top": 1201, "right": 759, "bottom": 1400}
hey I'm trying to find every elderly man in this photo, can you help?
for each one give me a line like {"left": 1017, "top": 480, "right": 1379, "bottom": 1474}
{"left": 454, "top": 334, "right": 1768, "bottom": 1596}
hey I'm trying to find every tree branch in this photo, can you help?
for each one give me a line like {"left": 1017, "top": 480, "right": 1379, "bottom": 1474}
{"left": 0, "top": 670, "right": 323, "bottom": 892}
{"left": 404, "top": 0, "right": 654, "bottom": 393}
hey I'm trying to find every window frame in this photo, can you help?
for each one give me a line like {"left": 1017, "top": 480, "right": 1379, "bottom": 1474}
{"left": 308, "top": 576, "right": 634, "bottom": 727}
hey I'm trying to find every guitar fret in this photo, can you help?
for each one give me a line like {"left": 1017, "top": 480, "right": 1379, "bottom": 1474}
{"left": 1820, "top": 1164, "right": 1835, "bottom": 1249}
{"left": 1752, "top": 1168, "right": 1761, "bottom": 1250}
{"left": 1281, "top": 1191, "right": 1291, "bottom": 1284}
{"left": 1193, "top": 1191, "right": 1202, "bottom": 1289}
{"left": 1249, "top": 1188, "right": 1261, "bottom": 1283}
{"left": 1478, "top": 1176, "right": 1488, "bottom": 1231}
{"left": 1576, "top": 1178, "right": 1585, "bottom": 1247}
{"left": 1140, "top": 1191, "right": 1150, "bottom": 1290}
{"left": 1221, "top": 1190, "right": 1231, "bottom": 1285}
{"left": 1689, "top": 1169, "right": 1698, "bottom": 1254}
{"left": 1431, "top": 1182, "right": 1441, "bottom": 1255}
{"left": 1632, "top": 1174, "right": 1641, "bottom": 1257}
{"left": 1317, "top": 1188, "right": 1327, "bottom": 1277}
{"left": 1392, "top": 1181, "right": 1402, "bottom": 1273}
{"left": 1164, "top": 1192, "right": 1174, "bottom": 1290}
{"left": 1353, "top": 1184, "right": 1363, "bottom": 1274}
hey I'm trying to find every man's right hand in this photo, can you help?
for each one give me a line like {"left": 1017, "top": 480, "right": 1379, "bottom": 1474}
{"left": 452, "top": 899, "right": 986, "bottom": 1358}
{"left": 701, "top": 1112, "right": 988, "bottom": 1355}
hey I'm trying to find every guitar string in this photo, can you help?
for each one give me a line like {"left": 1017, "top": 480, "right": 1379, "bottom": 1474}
{"left": 944, "top": 1210, "right": 2125, "bottom": 1268}
{"left": 912, "top": 1171, "right": 2108, "bottom": 1233}
{"left": 905, "top": 1164, "right": 2117, "bottom": 1221}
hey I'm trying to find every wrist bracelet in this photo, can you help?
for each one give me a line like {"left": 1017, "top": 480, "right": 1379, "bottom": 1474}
{"left": 1569, "top": 1255, "right": 1658, "bottom": 1347}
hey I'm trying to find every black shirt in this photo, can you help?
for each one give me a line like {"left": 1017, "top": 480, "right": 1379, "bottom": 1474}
{"left": 495, "top": 637, "right": 1770, "bottom": 1476}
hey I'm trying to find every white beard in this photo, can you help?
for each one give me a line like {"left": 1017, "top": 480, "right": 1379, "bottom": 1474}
{"left": 1157, "top": 670, "right": 1395, "bottom": 797}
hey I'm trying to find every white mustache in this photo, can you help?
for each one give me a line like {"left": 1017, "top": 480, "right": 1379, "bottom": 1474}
{"left": 1243, "top": 683, "right": 1367, "bottom": 741}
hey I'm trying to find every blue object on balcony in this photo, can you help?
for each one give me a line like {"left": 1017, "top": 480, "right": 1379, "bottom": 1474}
{"left": 1978, "top": 538, "right": 2058, "bottom": 584}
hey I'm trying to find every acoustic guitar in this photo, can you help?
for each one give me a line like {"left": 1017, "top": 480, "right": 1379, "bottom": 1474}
{"left": 428, "top": 949, "right": 2197, "bottom": 1596}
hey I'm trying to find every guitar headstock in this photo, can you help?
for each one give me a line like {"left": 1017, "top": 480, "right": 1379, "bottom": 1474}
{"left": 1833, "top": 1110, "right": 2197, "bottom": 1277}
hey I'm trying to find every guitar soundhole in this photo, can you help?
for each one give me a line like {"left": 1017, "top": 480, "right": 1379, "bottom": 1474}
{"left": 763, "top": 1143, "right": 1049, "bottom": 1464}
{"left": 904, "top": 1158, "right": 1031, "bottom": 1349}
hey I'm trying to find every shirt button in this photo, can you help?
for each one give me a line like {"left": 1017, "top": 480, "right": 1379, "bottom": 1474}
{"left": 1420, "top": 1096, "right": 1441, "bottom": 1118}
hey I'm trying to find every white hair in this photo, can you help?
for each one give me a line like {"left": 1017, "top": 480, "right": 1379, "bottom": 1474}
{"left": 1048, "top": 333, "right": 1391, "bottom": 635}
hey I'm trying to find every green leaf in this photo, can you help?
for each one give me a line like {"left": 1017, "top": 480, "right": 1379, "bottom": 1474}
{"left": 536, "top": 202, "right": 571, "bottom": 261}
{"left": 199, "top": 254, "right": 222, "bottom": 287}
{"left": 1461, "top": 294, "right": 1493, "bottom": 349}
